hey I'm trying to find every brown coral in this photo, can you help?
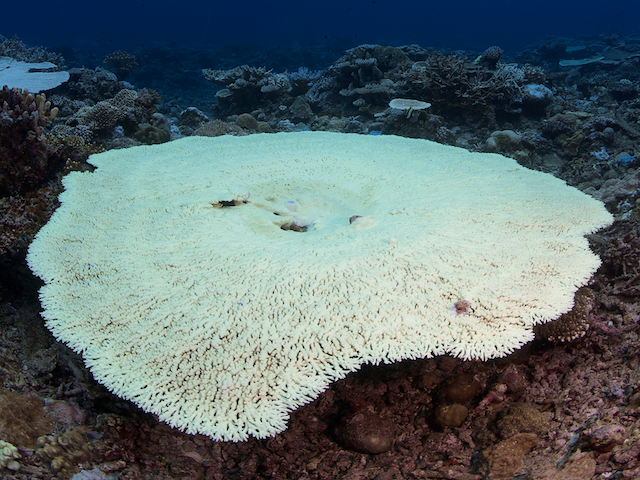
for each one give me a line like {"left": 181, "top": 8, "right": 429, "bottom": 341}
{"left": 203, "top": 65, "right": 290, "bottom": 113}
{"left": 534, "top": 287, "right": 595, "bottom": 342}
{"left": 0, "top": 182, "right": 61, "bottom": 255}
{"left": 402, "top": 53, "right": 524, "bottom": 110}
{"left": 335, "top": 410, "right": 396, "bottom": 454}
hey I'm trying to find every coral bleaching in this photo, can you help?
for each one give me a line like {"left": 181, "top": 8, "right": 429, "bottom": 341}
{"left": 0, "top": 56, "right": 69, "bottom": 92}
{"left": 27, "top": 132, "right": 612, "bottom": 441}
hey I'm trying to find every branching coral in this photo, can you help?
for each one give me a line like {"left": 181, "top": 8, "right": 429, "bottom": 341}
{"left": 0, "top": 87, "right": 60, "bottom": 196}
{"left": 478, "top": 46, "right": 504, "bottom": 68}
{"left": 401, "top": 53, "right": 525, "bottom": 110}
{"left": 202, "top": 65, "right": 290, "bottom": 113}
{"left": 323, "top": 45, "right": 409, "bottom": 104}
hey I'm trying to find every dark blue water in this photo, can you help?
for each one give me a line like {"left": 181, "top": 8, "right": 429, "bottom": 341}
{"left": 9, "top": 0, "right": 639, "bottom": 54}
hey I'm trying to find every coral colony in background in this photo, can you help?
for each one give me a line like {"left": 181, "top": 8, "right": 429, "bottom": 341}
{"left": 1, "top": 33, "right": 640, "bottom": 479}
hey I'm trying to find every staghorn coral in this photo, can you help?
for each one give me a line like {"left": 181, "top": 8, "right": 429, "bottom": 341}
{"left": 0, "top": 390, "right": 53, "bottom": 448}
{"left": 0, "top": 87, "right": 61, "bottom": 196}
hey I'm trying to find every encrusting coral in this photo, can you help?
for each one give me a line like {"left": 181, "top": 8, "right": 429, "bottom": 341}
{"left": 73, "top": 88, "right": 162, "bottom": 140}
{"left": 202, "top": 65, "right": 290, "bottom": 113}
{"left": 193, "top": 119, "right": 247, "bottom": 137}
{"left": 0, "top": 390, "right": 53, "bottom": 448}
{"left": 0, "top": 35, "right": 64, "bottom": 67}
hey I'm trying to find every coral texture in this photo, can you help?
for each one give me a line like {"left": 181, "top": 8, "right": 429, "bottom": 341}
{"left": 534, "top": 287, "right": 596, "bottom": 342}
{"left": 27, "top": 132, "right": 611, "bottom": 442}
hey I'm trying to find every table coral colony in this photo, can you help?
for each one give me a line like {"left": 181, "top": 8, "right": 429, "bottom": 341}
{"left": 27, "top": 131, "right": 613, "bottom": 441}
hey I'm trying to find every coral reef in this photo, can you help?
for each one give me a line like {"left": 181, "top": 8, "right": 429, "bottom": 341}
{"left": 0, "top": 87, "right": 65, "bottom": 256}
{"left": 483, "top": 432, "right": 539, "bottom": 479}
{"left": 2, "top": 33, "right": 640, "bottom": 478}
{"left": 36, "top": 427, "right": 96, "bottom": 478}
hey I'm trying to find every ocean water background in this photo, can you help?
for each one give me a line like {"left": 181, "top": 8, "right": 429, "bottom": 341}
{"left": 9, "top": 0, "right": 640, "bottom": 54}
